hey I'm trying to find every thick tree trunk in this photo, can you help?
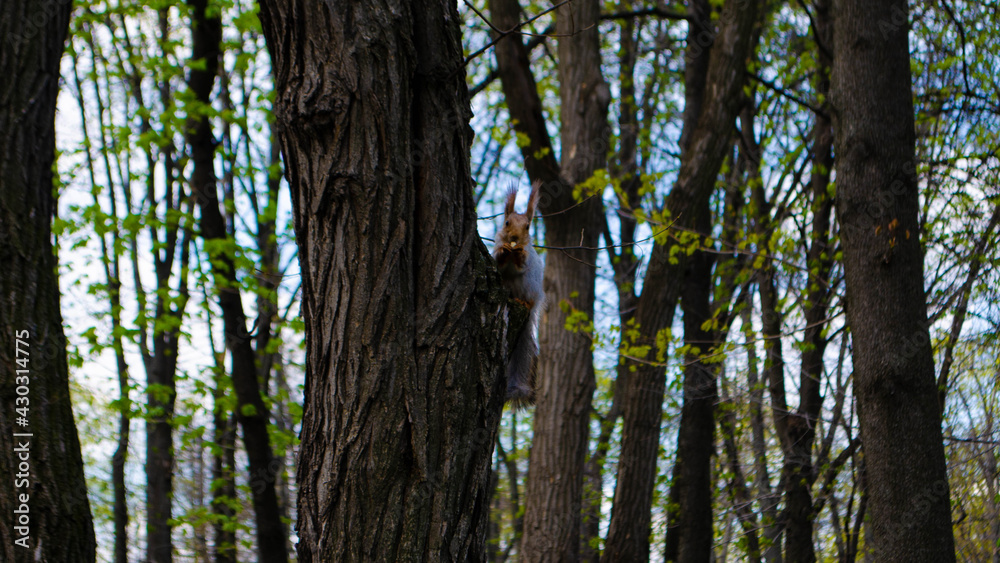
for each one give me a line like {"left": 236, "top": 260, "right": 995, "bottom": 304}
{"left": 0, "top": 2, "right": 97, "bottom": 561}
{"left": 186, "top": 2, "right": 290, "bottom": 560}
{"left": 257, "top": 1, "right": 509, "bottom": 560}
{"left": 602, "top": 1, "right": 760, "bottom": 560}
{"left": 832, "top": 0, "right": 956, "bottom": 560}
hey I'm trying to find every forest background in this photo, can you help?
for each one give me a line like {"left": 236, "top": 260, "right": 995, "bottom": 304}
{"left": 0, "top": 0, "right": 997, "bottom": 561}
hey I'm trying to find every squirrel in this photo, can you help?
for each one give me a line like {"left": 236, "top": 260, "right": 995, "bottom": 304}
{"left": 493, "top": 182, "right": 545, "bottom": 408}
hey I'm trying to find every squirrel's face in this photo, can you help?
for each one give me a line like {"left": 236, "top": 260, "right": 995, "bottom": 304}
{"left": 500, "top": 213, "right": 532, "bottom": 246}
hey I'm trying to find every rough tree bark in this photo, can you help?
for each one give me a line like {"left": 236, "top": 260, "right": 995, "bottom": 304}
{"left": 186, "top": 2, "right": 289, "bottom": 560}
{"left": 832, "top": 0, "right": 956, "bottom": 560}
{"left": 603, "top": 0, "right": 761, "bottom": 560}
{"left": 0, "top": 1, "right": 97, "bottom": 561}
{"left": 257, "top": 0, "right": 510, "bottom": 560}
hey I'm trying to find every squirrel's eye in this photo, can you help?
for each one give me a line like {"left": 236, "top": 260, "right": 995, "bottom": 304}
{"left": 505, "top": 220, "right": 510, "bottom": 226}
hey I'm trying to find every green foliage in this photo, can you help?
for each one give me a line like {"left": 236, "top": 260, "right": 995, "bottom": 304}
{"left": 50, "top": 0, "right": 1000, "bottom": 557}
{"left": 59, "top": 0, "right": 306, "bottom": 556}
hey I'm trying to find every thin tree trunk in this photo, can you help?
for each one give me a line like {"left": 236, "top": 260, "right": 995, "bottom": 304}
{"left": 255, "top": 123, "right": 283, "bottom": 393}
{"left": 112, "top": 354, "right": 131, "bottom": 563}
{"left": 146, "top": 10, "right": 192, "bottom": 562}
{"left": 783, "top": 3, "right": 834, "bottom": 560}
{"left": 191, "top": 434, "right": 209, "bottom": 562}
{"left": 145, "top": 241, "right": 189, "bottom": 563}
{"left": 741, "top": 293, "right": 783, "bottom": 563}
{"left": 982, "top": 416, "right": 1000, "bottom": 563}
{"left": 663, "top": 2, "right": 713, "bottom": 560}
{"left": 579, "top": 1, "right": 643, "bottom": 557}
{"left": 671, "top": 214, "right": 718, "bottom": 563}
{"left": 271, "top": 354, "right": 295, "bottom": 557}
{"left": 212, "top": 391, "right": 237, "bottom": 563}
{"left": 106, "top": 16, "right": 191, "bottom": 560}
{"left": 203, "top": 313, "right": 237, "bottom": 563}
{"left": 671, "top": 167, "right": 747, "bottom": 563}
{"left": 186, "top": 2, "right": 289, "bottom": 560}
{"left": 936, "top": 201, "right": 1000, "bottom": 408}
{"left": 0, "top": 1, "right": 97, "bottom": 561}
{"left": 844, "top": 457, "right": 867, "bottom": 563}
{"left": 832, "top": 0, "right": 956, "bottom": 559}
{"left": 496, "top": 438, "right": 523, "bottom": 562}
{"left": 603, "top": 1, "right": 761, "bottom": 559}
{"left": 719, "top": 374, "right": 763, "bottom": 562}
{"left": 257, "top": 0, "right": 510, "bottom": 559}
{"left": 746, "top": 93, "right": 791, "bottom": 560}
{"left": 69, "top": 43, "right": 134, "bottom": 563}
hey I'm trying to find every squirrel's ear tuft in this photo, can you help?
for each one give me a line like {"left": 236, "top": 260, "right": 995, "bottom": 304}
{"left": 526, "top": 180, "right": 541, "bottom": 221}
{"left": 505, "top": 185, "right": 518, "bottom": 217}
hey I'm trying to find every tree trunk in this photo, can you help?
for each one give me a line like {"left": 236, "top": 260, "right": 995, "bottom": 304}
{"left": 212, "top": 355, "right": 238, "bottom": 563}
{"left": 106, "top": 201, "right": 132, "bottom": 563}
{"left": 257, "top": 1, "right": 509, "bottom": 560}
{"left": 580, "top": 10, "right": 641, "bottom": 558}
{"left": 101, "top": 15, "right": 192, "bottom": 561}
{"left": 832, "top": 0, "right": 956, "bottom": 560}
{"left": 603, "top": 1, "right": 760, "bottom": 559}
{"left": 719, "top": 375, "right": 763, "bottom": 562}
{"left": 486, "top": 0, "right": 608, "bottom": 558}
{"left": 145, "top": 11, "right": 193, "bottom": 563}
{"left": 186, "top": 2, "right": 290, "bottom": 560}
{"left": 69, "top": 42, "right": 134, "bottom": 563}
{"left": 113, "top": 356, "right": 130, "bottom": 563}
{"left": 783, "top": 3, "right": 834, "bottom": 561}
{"left": 519, "top": 0, "right": 609, "bottom": 560}
{"left": 663, "top": 2, "right": 713, "bottom": 560}
{"left": 0, "top": 1, "right": 97, "bottom": 561}
{"left": 145, "top": 244, "right": 187, "bottom": 563}
{"left": 669, "top": 216, "right": 718, "bottom": 563}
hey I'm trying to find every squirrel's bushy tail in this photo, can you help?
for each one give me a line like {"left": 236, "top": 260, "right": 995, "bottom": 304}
{"left": 505, "top": 322, "right": 537, "bottom": 409}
